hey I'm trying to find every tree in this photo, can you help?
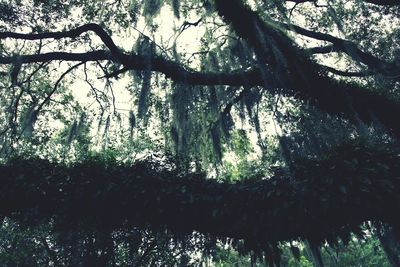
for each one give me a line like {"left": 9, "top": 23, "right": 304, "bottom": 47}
{"left": 0, "top": 0, "right": 400, "bottom": 265}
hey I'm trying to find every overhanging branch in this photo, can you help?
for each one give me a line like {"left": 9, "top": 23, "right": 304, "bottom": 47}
{"left": 285, "top": 0, "right": 400, "bottom": 6}
{"left": 0, "top": 23, "right": 124, "bottom": 62}
{"left": 0, "top": 50, "right": 265, "bottom": 86}
{"left": 321, "top": 65, "right": 374, "bottom": 77}
{"left": 214, "top": 0, "right": 400, "bottom": 139}
{"left": 363, "top": 0, "right": 400, "bottom": 6}
{"left": 280, "top": 22, "right": 400, "bottom": 78}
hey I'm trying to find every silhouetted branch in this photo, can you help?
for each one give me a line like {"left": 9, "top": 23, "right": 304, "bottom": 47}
{"left": 0, "top": 23, "right": 124, "bottom": 62}
{"left": 36, "top": 62, "right": 84, "bottom": 115}
{"left": 0, "top": 50, "right": 265, "bottom": 86}
{"left": 363, "top": 0, "right": 400, "bottom": 6}
{"left": 305, "top": 45, "right": 337, "bottom": 54}
{"left": 280, "top": 22, "right": 400, "bottom": 78}
{"left": 320, "top": 65, "right": 374, "bottom": 77}
{"left": 285, "top": 0, "right": 400, "bottom": 6}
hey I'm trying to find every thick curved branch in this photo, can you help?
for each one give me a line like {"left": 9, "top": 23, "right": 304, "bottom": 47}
{"left": 0, "top": 50, "right": 266, "bottom": 86}
{"left": 0, "top": 23, "right": 124, "bottom": 62}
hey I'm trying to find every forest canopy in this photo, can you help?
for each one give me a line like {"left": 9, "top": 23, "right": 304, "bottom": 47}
{"left": 0, "top": 0, "right": 400, "bottom": 266}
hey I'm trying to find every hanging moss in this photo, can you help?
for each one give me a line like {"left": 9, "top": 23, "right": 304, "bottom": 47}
{"left": 21, "top": 106, "right": 38, "bottom": 138}
{"left": 220, "top": 112, "right": 234, "bottom": 139}
{"left": 209, "top": 86, "right": 219, "bottom": 114}
{"left": 129, "top": 110, "right": 136, "bottom": 130}
{"left": 128, "top": 1, "right": 141, "bottom": 24}
{"left": 143, "top": 0, "right": 163, "bottom": 21}
{"left": 134, "top": 36, "right": 156, "bottom": 121}
{"left": 67, "top": 120, "right": 77, "bottom": 145}
{"left": 170, "top": 0, "right": 180, "bottom": 19}
{"left": 103, "top": 115, "right": 110, "bottom": 140}
{"left": 170, "top": 82, "right": 192, "bottom": 159}
{"left": 210, "top": 124, "right": 222, "bottom": 161}
{"left": 137, "top": 69, "right": 151, "bottom": 119}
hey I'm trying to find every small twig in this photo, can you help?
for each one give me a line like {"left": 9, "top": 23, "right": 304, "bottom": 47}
{"left": 179, "top": 18, "right": 203, "bottom": 34}
{"left": 85, "top": 62, "right": 105, "bottom": 115}
{"left": 36, "top": 61, "right": 84, "bottom": 114}
{"left": 105, "top": 81, "right": 117, "bottom": 115}
{"left": 20, "top": 61, "right": 49, "bottom": 84}
{"left": 99, "top": 66, "right": 129, "bottom": 79}
{"left": 209, "top": 87, "right": 249, "bottom": 131}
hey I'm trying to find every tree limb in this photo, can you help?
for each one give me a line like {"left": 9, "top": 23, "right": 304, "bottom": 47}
{"left": 214, "top": 0, "right": 400, "bottom": 139}
{"left": 280, "top": 22, "right": 400, "bottom": 78}
{"left": 36, "top": 62, "right": 84, "bottom": 114}
{"left": 285, "top": 0, "right": 400, "bottom": 6}
{"left": 363, "top": 0, "right": 400, "bottom": 6}
{"left": 320, "top": 65, "right": 374, "bottom": 77}
{"left": 0, "top": 50, "right": 269, "bottom": 86}
{"left": 0, "top": 23, "right": 125, "bottom": 62}
{"left": 305, "top": 45, "right": 337, "bottom": 54}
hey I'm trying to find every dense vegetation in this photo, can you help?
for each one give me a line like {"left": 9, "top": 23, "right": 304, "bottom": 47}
{"left": 0, "top": 0, "right": 400, "bottom": 266}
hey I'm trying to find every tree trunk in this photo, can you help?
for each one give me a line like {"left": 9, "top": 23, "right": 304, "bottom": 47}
{"left": 305, "top": 240, "right": 325, "bottom": 267}
{"left": 377, "top": 226, "right": 400, "bottom": 267}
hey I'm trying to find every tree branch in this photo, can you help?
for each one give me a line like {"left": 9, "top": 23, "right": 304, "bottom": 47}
{"left": 280, "top": 22, "right": 400, "bottom": 78}
{"left": 0, "top": 23, "right": 124, "bottom": 62}
{"left": 214, "top": 0, "right": 400, "bottom": 139}
{"left": 285, "top": 0, "right": 400, "bottom": 6}
{"left": 320, "top": 65, "right": 374, "bottom": 77}
{"left": 305, "top": 45, "right": 337, "bottom": 54}
{"left": 363, "top": 0, "right": 400, "bottom": 6}
{"left": 36, "top": 62, "right": 84, "bottom": 114}
{"left": 0, "top": 50, "right": 266, "bottom": 86}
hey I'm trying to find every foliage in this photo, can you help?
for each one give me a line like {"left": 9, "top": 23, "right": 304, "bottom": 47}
{"left": 1, "top": 140, "right": 400, "bottom": 265}
{"left": 1, "top": 0, "right": 400, "bottom": 265}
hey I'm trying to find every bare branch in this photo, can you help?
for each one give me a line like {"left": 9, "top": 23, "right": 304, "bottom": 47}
{"left": 34, "top": 62, "right": 84, "bottom": 119}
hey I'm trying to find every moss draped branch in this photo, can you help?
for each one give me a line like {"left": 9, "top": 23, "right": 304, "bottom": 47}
{"left": 0, "top": 23, "right": 267, "bottom": 86}
{"left": 214, "top": 0, "right": 400, "bottom": 139}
